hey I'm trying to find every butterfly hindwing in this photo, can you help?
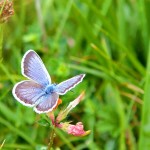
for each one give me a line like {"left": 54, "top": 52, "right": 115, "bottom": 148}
{"left": 56, "top": 74, "right": 85, "bottom": 95}
{"left": 34, "top": 92, "right": 59, "bottom": 114}
{"left": 12, "top": 80, "right": 44, "bottom": 107}
{"left": 22, "top": 50, "right": 51, "bottom": 86}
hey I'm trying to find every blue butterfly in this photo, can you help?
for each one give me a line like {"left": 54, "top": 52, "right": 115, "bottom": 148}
{"left": 12, "top": 50, "right": 85, "bottom": 114}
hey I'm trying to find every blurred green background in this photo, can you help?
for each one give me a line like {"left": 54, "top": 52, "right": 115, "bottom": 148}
{"left": 0, "top": 0, "right": 150, "bottom": 149}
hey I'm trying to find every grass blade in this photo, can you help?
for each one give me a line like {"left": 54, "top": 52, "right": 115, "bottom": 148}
{"left": 0, "top": 117, "right": 36, "bottom": 147}
{"left": 0, "top": 24, "right": 3, "bottom": 62}
{"left": 139, "top": 40, "right": 150, "bottom": 149}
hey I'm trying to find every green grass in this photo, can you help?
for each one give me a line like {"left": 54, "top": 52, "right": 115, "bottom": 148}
{"left": 0, "top": 0, "right": 150, "bottom": 149}
{"left": 139, "top": 41, "right": 150, "bottom": 150}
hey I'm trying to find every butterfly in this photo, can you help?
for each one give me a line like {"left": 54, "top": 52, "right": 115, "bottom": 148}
{"left": 12, "top": 50, "right": 85, "bottom": 114}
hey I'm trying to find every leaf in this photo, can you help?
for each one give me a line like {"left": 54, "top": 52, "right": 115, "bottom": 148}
{"left": 37, "top": 118, "right": 50, "bottom": 127}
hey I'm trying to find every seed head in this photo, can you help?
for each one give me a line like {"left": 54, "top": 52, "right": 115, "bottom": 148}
{"left": 0, "top": 0, "right": 14, "bottom": 23}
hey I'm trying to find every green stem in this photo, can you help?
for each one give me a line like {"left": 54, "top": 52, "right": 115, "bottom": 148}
{"left": 114, "top": 85, "right": 126, "bottom": 150}
{"left": 0, "top": 24, "right": 3, "bottom": 62}
{"left": 139, "top": 40, "right": 150, "bottom": 150}
{"left": 53, "top": 0, "right": 73, "bottom": 50}
{"left": 48, "top": 126, "right": 56, "bottom": 150}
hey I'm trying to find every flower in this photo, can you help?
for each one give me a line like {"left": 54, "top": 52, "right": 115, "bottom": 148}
{"left": 61, "top": 122, "right": 90, "bottom": 137}
{"left": 56, "top": 91, "right": 85, "bottom": 123}
{"left": 47, "top": 91, "right": 90, "bottom": 137}
{"left": 68, "top": 122, "right": 85, "bottom": 136}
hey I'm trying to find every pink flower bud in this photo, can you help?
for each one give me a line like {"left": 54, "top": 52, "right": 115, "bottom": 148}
{"left": 67, "top": 122, "right": 90, "bottom": 137}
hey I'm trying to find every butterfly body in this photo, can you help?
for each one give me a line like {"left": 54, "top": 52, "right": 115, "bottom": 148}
{"left": 12, "top": 50, "right": 85, "bottom": 114}
{"left": 44, "top": 84, "right": 56, "bottom": 94}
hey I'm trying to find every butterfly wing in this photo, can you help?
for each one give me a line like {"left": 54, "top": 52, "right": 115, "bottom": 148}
{"left": 55, "top": 74, "right": 85, "bottom": 95}
{"left": 12, "top": 80, "right": 44, "bottom": 107}
{"left": 22, "top": 50, "right": 51, "bottom": 86}
{"left": 34, "top": 92, "right": 59, "bottom": 114}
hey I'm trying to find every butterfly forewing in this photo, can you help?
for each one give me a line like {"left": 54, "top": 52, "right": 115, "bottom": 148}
{"left": 56, "top": 74, "right": 85, "bottom": 95}
{"left": 34, "top": 92, "right": 59, "bottom": 113}
{"left": 12, "top": 80, "right": 44, "bottom": 107}
{"left": 22, "top": 50, "right": 51, "bottom": 86}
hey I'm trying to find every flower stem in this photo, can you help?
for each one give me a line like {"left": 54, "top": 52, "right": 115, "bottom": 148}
{"left": 48, "top": 126, "right": 55, "bottom": 150}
